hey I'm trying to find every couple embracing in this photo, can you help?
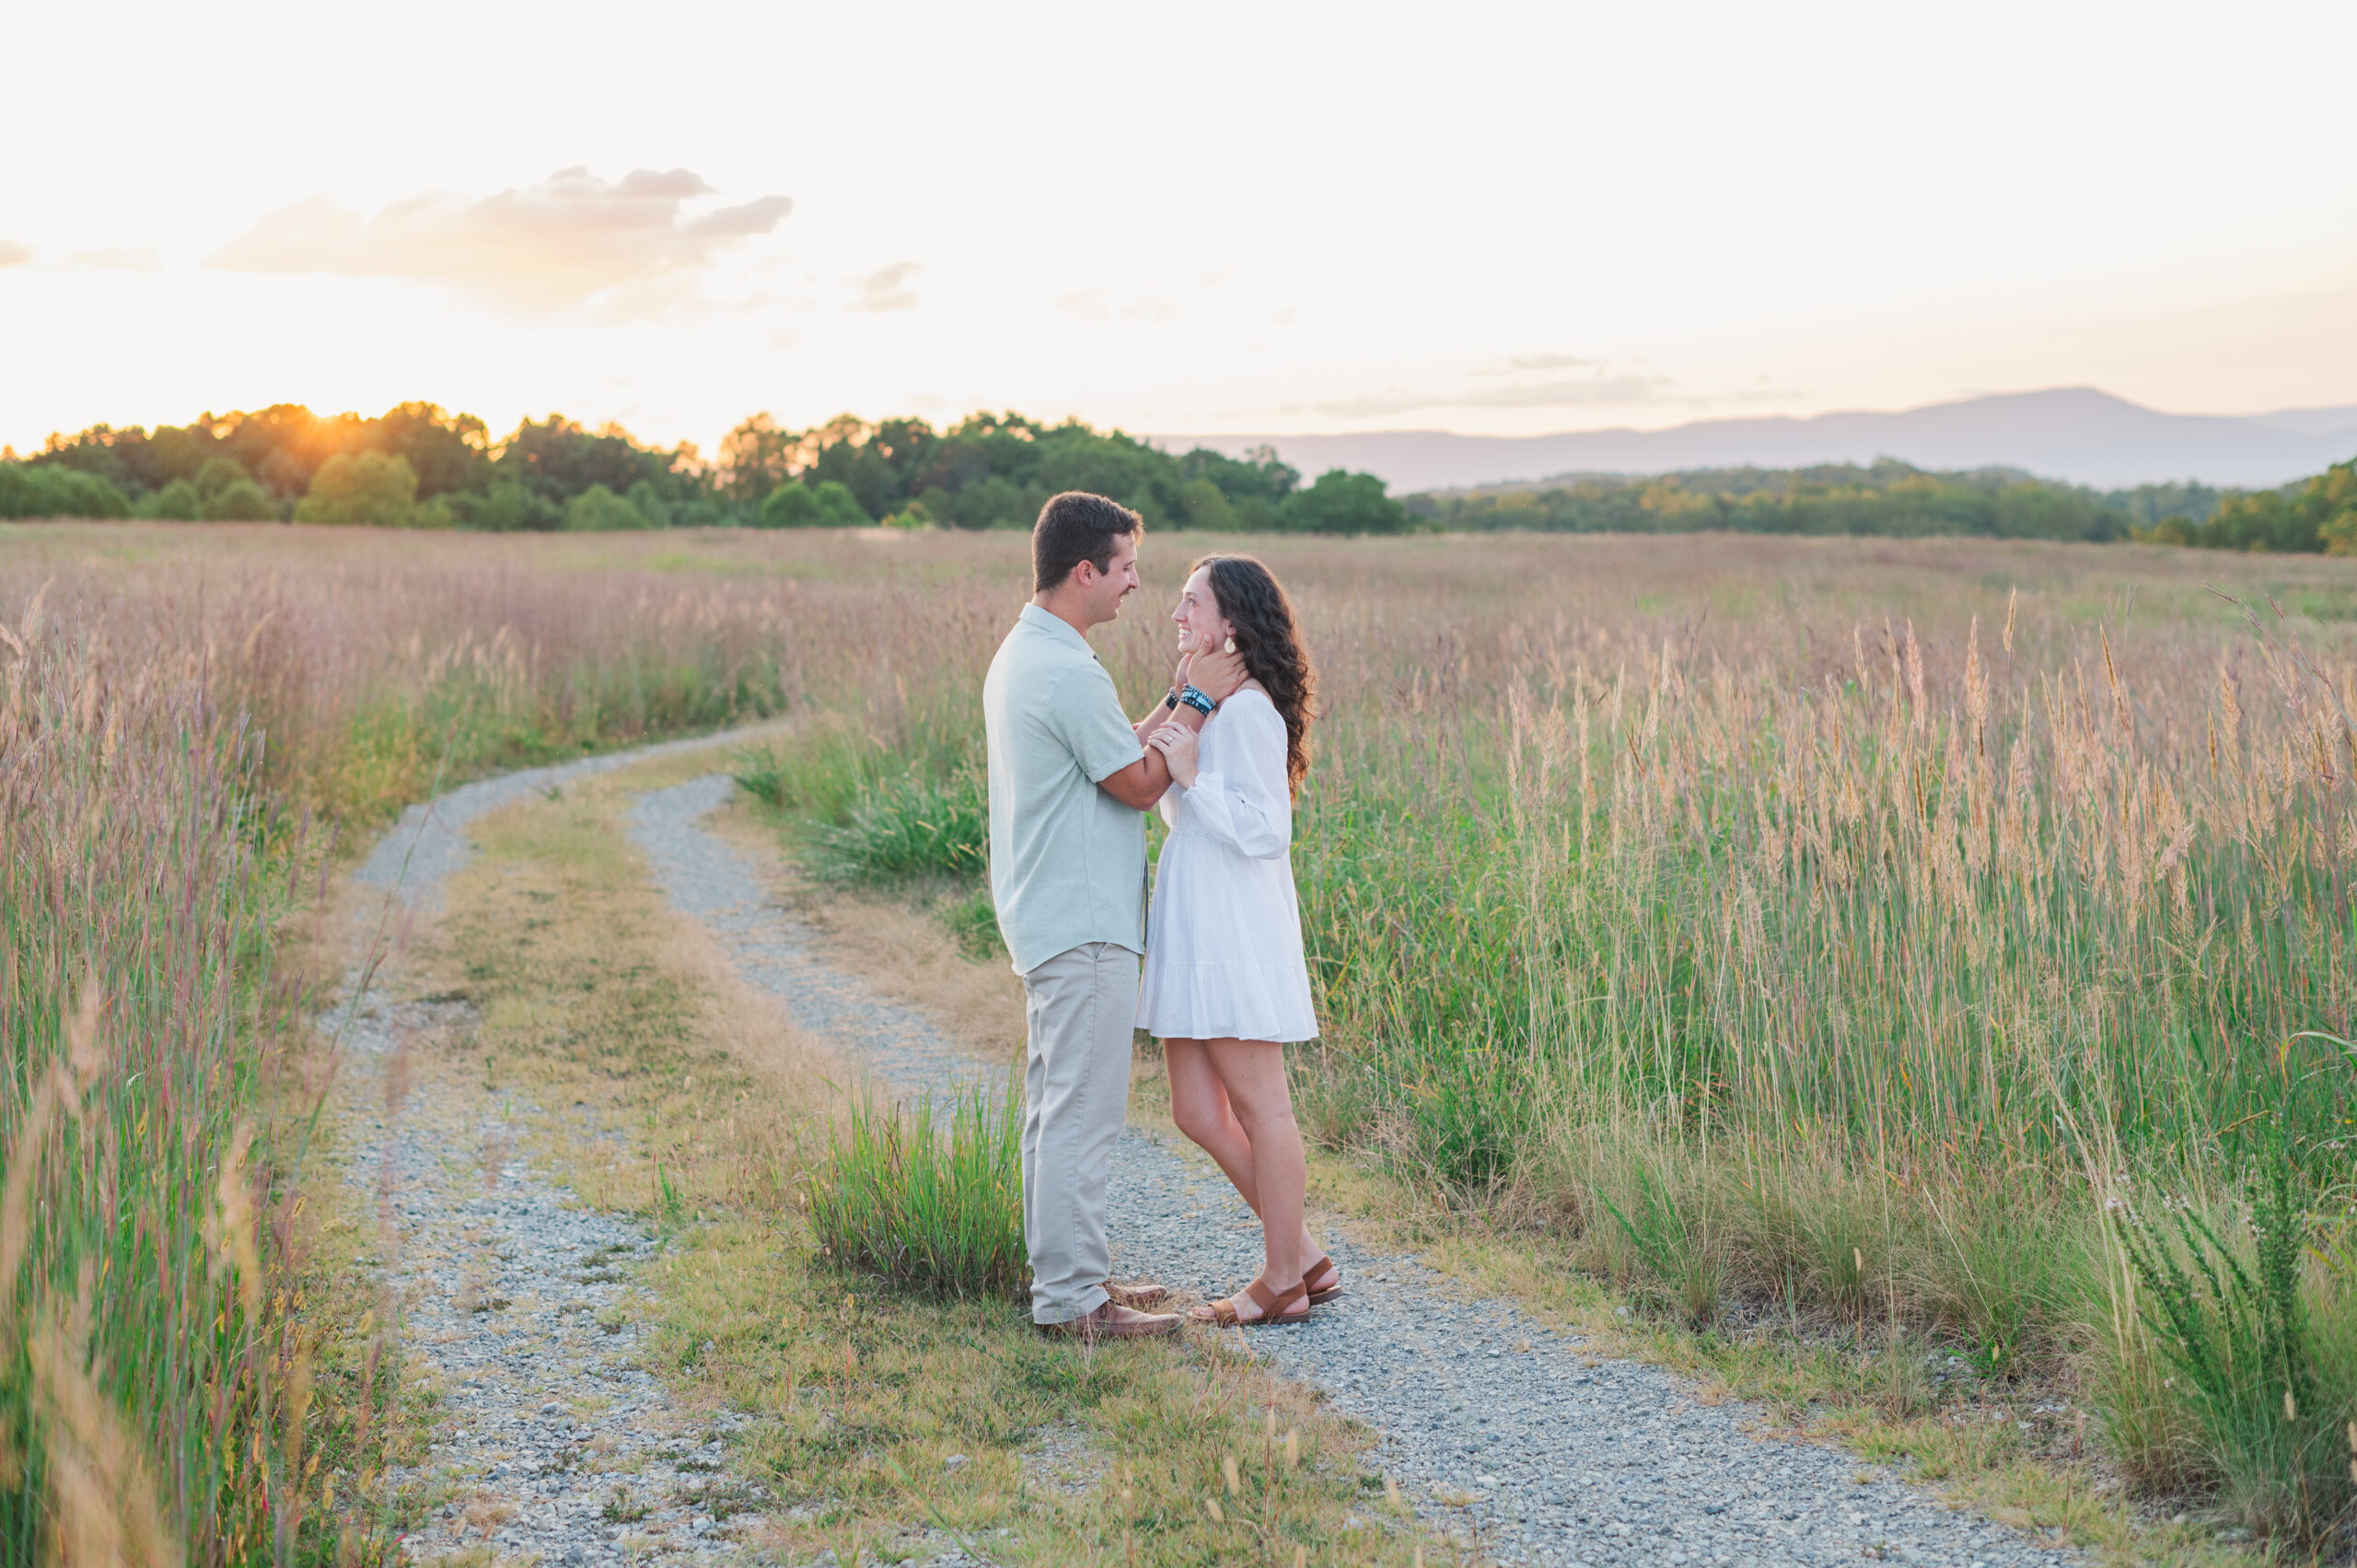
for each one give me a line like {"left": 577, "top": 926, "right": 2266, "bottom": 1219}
{"left": 983, "top": 491, "right": 1337, "bottom": 1339}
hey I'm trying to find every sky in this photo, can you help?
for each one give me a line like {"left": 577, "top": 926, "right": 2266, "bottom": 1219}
{"left": 3, "top": 0, "right": 2353, "bottom": 458}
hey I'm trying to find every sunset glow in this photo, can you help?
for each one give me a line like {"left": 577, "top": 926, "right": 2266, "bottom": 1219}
{"left": 4, "top": 0, "right": 2352, "bottom": 454}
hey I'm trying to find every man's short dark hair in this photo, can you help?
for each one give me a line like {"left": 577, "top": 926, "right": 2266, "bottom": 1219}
{"left": 1033, "top": 492, "right": 1142, "bottom": 593}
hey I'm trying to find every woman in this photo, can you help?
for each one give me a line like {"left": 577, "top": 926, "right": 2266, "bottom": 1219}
{"left": 1135, "top": 554, "right": 1338, "bottom": 1327}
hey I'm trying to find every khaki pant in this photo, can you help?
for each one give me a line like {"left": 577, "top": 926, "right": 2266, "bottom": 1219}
{"left": 1019, "top": 942, "right": 1138, "bottom": 1324}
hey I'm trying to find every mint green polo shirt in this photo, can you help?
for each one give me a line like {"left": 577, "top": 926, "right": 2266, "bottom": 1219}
{"left": 982, "top": 605, "right": 1148, "bottom": 975}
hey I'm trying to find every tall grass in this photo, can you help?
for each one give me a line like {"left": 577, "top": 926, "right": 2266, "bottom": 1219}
{"left": 713, "top": 528, "right": 2357, "bottom": 1535}
{"left": 0, "top": 526, "right": 848, "bottom": 1563}
{"left": 804, "top": 1083, "right": 1027, "bottom": 1299}
{"left": 0, "top": 611, "right": 313, "bottom": 1563}
{"left": 15, "top": 521, "right": 2357, "bottom": 1551}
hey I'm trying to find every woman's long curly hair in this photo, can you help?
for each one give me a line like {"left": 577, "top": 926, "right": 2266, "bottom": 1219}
{"left": 1195, "top": 553, "right": 1318, "bottom": 797}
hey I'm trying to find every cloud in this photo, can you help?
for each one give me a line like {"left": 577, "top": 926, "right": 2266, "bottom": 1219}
{"left": 851, "top": 261, "right": 921, "bottom": 312}
{"left": 0, "top": 241, "right": 29, "bottom": 268}
{"left": 1054, "top": 287, "right": 1178, "bottom": 324}
{"left": 209, "top": 167, "right": 792, "bottom": 311}
{"left": 1313, "top": 373, "right": 1668, "bottom": 419}
{"left": 71, "top": 247, "right": 158, "bottom": 271}
{"left": 1471, "top": 352, "right": 1596, "bottom": 377}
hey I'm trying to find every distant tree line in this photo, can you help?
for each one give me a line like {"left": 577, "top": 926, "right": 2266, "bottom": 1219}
{"left": 14, "top": 403, "right": 2343, "bottom": 550}
{"left": 0, "top": 402, "right": 1416, "bottom": 535}
{"left": 2134, "top": 458, "right": 2357, "bottom": 554}
{"left": 1403, "top": 459, "right": 2244, "bottom": 543}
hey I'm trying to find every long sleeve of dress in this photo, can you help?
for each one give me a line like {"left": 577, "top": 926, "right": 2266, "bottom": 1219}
{"left": 1173, "top": 693, "right": 1292, "bottom": 860}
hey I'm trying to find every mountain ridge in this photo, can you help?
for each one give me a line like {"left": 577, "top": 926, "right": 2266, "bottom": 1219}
{"left": 1158, "top": 389, "right": 2357, "bottom": 494}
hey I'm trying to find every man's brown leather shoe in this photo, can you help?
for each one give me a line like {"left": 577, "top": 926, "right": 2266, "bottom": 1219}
{"left": 1035, "top": 1299, "right": 1180, "bottom": 1341}
{"left": 1104, "top": 1279, "right": 1169, "bottom": 1309}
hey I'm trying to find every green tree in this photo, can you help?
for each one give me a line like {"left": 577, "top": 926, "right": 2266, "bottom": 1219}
{"left": 935, "top": 475, "right": 1035, "bottom": 530}
{"left": 759, "top": 482, "right": 822, "bottom": 528}
{"left": 192, "top": 455, "right": 250, "bottom": 502}
{"left": 499, "top": 414, "right": 692, "bottom": 506}
{"left": 372, "top": 401, "right": 492, "bottom": 497}
{"left": 718, "top": 412, "right": 802, "bottom": 503}
{"left": 448, "top": 477, "right": 560, "bottom": 532}
{"left": 1280, "top": 470, "right": 1411, "bottom": 535}
{"left": 814, "top": 480, "right": 869, "bottom": 527}
{"left": 138, "top": 479, "right": 205, "bottom": 520}
{"left": 2314, "top": 460, "right": 2357, "bottom": 553}
{"left": 221, "top": 403, "right": 361, "bottom": 496}
{"left": 668, "top": 495, "right": 738, "bottom": 528}
{"left": 625, "top": 479, "right": 674, "bottom": 528}
{"left": 1178, "top": 477, "right": 1236, "bottom": 531}
{"left": 0, "top": 463, "right": 124, "bottom": 518}
{"left": 204, "top": 478, "right": 278, "bottom": 521}
{"left": 295, "top": 451, "right": 418, "bottom": 526}
{"left": 1178, "top": 444, "right": 1299, "bottom": 506}
{"left": 563, "top": 482, "right": 653, "bottom": 531}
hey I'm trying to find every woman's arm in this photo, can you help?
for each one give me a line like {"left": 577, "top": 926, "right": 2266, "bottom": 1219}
{"left": 1160, "top": 691, "right": 1292, "bottom": 860}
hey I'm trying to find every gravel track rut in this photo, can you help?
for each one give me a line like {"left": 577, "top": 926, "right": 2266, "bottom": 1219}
{"left": 334, "top": 738, "right": 2091, "bottom": 1568}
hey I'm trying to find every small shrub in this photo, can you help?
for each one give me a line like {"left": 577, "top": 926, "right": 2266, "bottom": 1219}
{"left": 937, "top": 885, "right": 1004, "bottom": 961}
{"left": 2117, "top": 1122, "right": 2357, "bottom": 1546}
{"left": 1917, "top": 1188, "right": 2089, "bottom": 1376}
{"left": 805, "top": 1082, "right": 1025, "bottom": 1299}
{"left": 203, "top": 477, "right": 278, "bottom": 522}
{"left": 759, "top": 482, "right": 821, "bottom": 528}
{"left": 1385, "top": 1040, "right": 1535, "bottom": 1190}
{"left": 563, "top": 482, "right": 652, "bottom": 532}
{"left": 192, "top": 455, "right": 250, "bottom": 502}
{"left": 449, "top": 477, "right": 559, "bottom": 531}
{"left": 810, "top": 767, "right": 986, "bottom": 882}
{"left": 625, "top": 479, "right": 673, "bottom": 528}
{"left": 813, "top": 480, "right": 868, "bottom": 527}
{"left": 730, "top": 723, "right": 877, "bottom": 822}
{"left": 731, "top": 744, "right": 793, "bottom": 808}
{"left": 1592, "top": 1152, "right": 1725, "bottom": 1328}
{"left": 296, "top": 450, "right": 418, "bottom": 526}
{"left": 137, "top": 477, "right": 204, "bottom": 520}
{"left": 0, "top": 462, "right": 133, "bottom": 518}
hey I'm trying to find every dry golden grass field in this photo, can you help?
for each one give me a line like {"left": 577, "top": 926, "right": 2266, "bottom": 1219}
{"left": 3, "top": 521, "right": 2353, "bottom": 1564}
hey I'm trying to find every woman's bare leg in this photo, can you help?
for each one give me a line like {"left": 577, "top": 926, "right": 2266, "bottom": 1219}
{"left": 1165, "top": 1039, "right": 1321, "bottom": 1267}
{"left": 1204, "top": 1037, "right": 1307, "bottom": 1295}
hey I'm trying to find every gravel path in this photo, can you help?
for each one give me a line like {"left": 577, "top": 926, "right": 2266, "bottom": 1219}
{"left": 354, "top": 725, "right": 781, "bottom": 913}
{"left": 339, "top": 734, "right": 783, "bottom": 1566}
{"left": 626, "top": 774, "right": 996, "bottom": 1102}
{"left": 623, "top": 772, "right": 2091, "bottom": 1568}
{"left": 337, "top": 996, "right": 752, "bottom": 1565}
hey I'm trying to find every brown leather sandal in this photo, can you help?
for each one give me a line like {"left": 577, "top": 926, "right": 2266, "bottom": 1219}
{"left": 1189, "top": 1277, "right": 1309, "bottom": 1327}
{"left": 1302, "top": 1254, "right": 1344, "bottom": 1306}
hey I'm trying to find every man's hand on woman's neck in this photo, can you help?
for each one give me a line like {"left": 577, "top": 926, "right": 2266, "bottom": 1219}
{"left": 1096, "top": 647, "right": 1248, "bottom": 810}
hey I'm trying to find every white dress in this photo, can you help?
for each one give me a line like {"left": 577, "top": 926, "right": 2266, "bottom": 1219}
{"left": 1134, "top": 687, "right": 1320, "bottom": 1042}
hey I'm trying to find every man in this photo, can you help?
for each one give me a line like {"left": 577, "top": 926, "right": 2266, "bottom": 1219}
{"left": 982, "top": 491, "right": 1245, "bottom": 1339}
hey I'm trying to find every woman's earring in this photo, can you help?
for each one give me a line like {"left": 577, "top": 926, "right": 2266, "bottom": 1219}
{"left": 1223, "top": 634, "right": 1237, "bottom": 655}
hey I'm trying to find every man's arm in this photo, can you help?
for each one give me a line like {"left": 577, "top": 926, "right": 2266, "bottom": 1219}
{"left": 1098, "top": 706, "right": 1202, "bottom": 808}
{"left": 1097, "top": 647, "right": 1247, "bottom": 808}
{"left": 1133, "top": 689, "right": 1179, "bottom": 748}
